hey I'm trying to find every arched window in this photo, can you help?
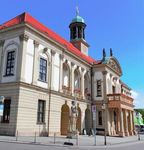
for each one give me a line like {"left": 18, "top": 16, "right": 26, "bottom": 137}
{"left": 84, "top": 73, "right": 90, "bottom": 96}
{"left": 63, "top": 63, "right": 70, "bottom": 87}
{"left": 74, "top": 69, "right": 81, "bottom": 92}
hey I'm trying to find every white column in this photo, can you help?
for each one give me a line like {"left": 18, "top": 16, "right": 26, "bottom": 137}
{"left": 0, "top": 40, "right": 5, "bottom": 82}
{"left": 81, "top": 68, "right": 85, "bottom": 99}
{"left": 50, "top": 49, "right": 56, "bottom": 90}
{"left": 124, "top": 109, "right": 129, "bottom": 136}
{"left": 119, "top": 109, "right": 124, "bottom": 136}
{"left": 71, "top": 62, "right": 75, "bottom": 96}
{"left": 59, "top": 54, "right": 64, "bottom": 92}
{"left": 32, "top": 40, "right": 39, "bottom": 85}
{"left": 17, "top": 34, "right": 29, "bottom": 81}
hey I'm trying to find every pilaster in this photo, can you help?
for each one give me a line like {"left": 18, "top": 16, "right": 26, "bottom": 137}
{"left": 50, "top": 49, "right": 56, "bottom": 90}
{"left": 0, "top": 40, "right": 5, "bottom": 82}
{"left": 32, "top": 40, "right": 39, "bottom": 85}
{"left": 17, "top": 34, "right": 29, "bottom": 81}
{"left": 59, "top": 54, "right": 64, "bottom": 92}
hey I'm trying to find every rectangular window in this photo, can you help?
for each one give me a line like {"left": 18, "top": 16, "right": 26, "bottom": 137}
{"left": 97, "top": 80, "right": 102, "bottom": 97}
{"left": 6, "top": 51, "right": 15, "bottom": 76}
{"left": 112, "top": 86, "right": 116, "bottom": 94}
{"left": 39, "top": 58, "right": 47, "bottom": 82}
{"left": 37, "top": 100, "right": 45, "bottom": 124}
{"left": 98, "top": 111, "right": 102, "bottom": 125}
{"left": 2, "top": 99, "right": 11, "bottom": 123}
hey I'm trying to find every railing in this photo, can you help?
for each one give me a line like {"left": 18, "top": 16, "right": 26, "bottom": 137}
{"left": 107, "top": 93, "right": 133, "bottom": 105}
{"left": 74, "top": 89, "right": 83, "bottom": 99}
{"left": 62, "top": 85, "right": 71, "bottom": 96}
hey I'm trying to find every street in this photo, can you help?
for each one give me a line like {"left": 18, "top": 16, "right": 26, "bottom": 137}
{"left": 0, "top": 141, "right": 144, "bottom": 150}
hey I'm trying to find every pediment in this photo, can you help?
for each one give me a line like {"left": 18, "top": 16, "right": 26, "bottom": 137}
{"left": 107, "top": 57, "right": 122, "bottom": 75}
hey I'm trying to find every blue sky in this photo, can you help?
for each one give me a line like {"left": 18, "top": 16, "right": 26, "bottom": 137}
{"left": 0, "top": 0, "right": 144, "bottom": 108}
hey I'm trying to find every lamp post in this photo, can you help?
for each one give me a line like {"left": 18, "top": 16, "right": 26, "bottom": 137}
{"left": 102, "top": 101, "right": 107, "bottom": 145}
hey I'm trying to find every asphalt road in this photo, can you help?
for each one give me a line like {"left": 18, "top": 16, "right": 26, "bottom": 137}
{"left": 0, "top": 141, "right": 144, "bottom": 150}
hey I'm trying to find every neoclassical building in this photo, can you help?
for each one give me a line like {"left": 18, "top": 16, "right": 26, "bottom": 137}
{"left": 0, "top": 12, "right": 134, "bottom": 137}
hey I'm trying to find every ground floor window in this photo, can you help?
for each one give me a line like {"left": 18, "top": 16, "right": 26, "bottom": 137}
{"left": 98, "top": 111, "right": 102, "bottom": 125}
{"left": 37, "top": 100, "right": 45, "bottom": 124}
{"left": 2, "top": 99, "right": 11, "bottom": 123}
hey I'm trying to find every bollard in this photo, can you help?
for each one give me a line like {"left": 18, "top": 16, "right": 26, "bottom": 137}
{"left": 54, "top": 133, "right": 56, "bottom": 144}
{"left": 76, "top": 132, "right": 79, "bottom": 146}
{"left": 16, "top": 130, "right": 18, "bottom": 141}
{"left": 34, "top": 132, "right": 36, "bottom": 143}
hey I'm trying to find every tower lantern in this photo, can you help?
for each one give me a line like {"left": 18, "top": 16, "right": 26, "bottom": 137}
{"left": 69, "top": 7, "right": 89, "bottom": 56}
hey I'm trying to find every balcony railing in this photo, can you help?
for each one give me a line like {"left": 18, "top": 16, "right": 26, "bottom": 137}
{"left": 74, "top": 89, "right": 83, "bottom": 99}
{"left": 107, "top": 93, "right": 134, "bottom": 106}
{"left": 62, "top": 85, "right": 71, "bottom": 96}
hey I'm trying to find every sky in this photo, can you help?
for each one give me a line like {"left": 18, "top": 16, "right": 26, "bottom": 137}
{"left": 0, "top": 0, "right": 144, "bottom": 108}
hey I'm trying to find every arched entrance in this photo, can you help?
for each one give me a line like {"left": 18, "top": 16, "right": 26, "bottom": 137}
{"left": 61, "top": 102, "right": 70, "bottom": 135}
{"left": 85, "top": 107, "right": 92, "bottom": 135}
{"left": 76, "top": 107, "right": 81, "bottom": 134}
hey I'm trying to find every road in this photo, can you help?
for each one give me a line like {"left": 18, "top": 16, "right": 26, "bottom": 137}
{"left": 0, "top": 141, "right": 144, "bottom": 150}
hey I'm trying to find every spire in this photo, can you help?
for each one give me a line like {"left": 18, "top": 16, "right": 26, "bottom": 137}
{"left": 102, "top": 48, "right": 106, "bottom": 62}
{"left": 76, "top": 6, "right": 79, "bottom": 16}
{"left": 103, "top": 48, "right": 106, "bottom": 58}
{"left": 110, "top": 48, "right": 113, "bottom": 57}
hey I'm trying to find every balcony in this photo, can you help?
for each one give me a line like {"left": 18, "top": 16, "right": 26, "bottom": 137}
{"left": 62, "top": 85, "right": 71, "bottom": 96}
{"left": 74, "top": 89, "right": 83, "bottom": 100}
{"left": 107, "top": 93, "right": 134, "bottom": 110}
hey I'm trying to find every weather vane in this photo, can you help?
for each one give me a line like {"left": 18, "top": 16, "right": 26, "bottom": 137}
{"left": 76, "top": 6, "right": 79, "bottom": 16}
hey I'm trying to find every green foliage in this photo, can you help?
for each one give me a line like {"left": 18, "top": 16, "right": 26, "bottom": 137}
{"left": 135, "top": 109, "right": 144, "bottom": 119}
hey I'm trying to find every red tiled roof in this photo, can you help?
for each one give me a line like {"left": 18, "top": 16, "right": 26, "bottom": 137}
{"left": 0, "top": 12, "right": 96, "bottom": 64}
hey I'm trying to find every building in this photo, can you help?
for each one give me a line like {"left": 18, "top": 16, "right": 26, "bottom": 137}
{"left": 0, "top": 11, "right": 135, "bottom": 137}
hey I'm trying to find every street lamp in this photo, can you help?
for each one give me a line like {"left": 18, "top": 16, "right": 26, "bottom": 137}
{"left": 102, "top": 101, "right": 107, "bottom": 145}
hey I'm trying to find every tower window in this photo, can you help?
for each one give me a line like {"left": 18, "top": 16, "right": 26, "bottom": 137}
{"left": 72, "top": 27, "right": 77, "bottom": 39}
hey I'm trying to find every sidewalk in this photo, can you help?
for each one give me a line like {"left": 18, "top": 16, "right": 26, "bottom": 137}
{"left": 0, "top": 134, "right": 144, "bottom": 146}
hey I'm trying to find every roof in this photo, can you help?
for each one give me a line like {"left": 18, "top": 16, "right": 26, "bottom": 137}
{"left": 71, "top": 15, "right": 85, "bottom": 23}
{"left": 0, "top": 12, "right": 96, "bottom": 64}
{"left": 120, "top": 80, "right": 132, "bottom": 90}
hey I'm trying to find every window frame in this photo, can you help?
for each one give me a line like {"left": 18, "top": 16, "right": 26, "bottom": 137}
{"left": 96, "top": 80, "right": 102, "bottom": 97}
{"left": 5, "top": 50, "right": 16, "bottom": 76}
{"left": 37, "top": 99, "right": 46, "bottom": 124}
{"left": 98, "top": 111, "right": 103, "bottom": 126}
{"left": 39, "top": 57, "right": 47, "bottom": 82}
{"left": 2, "top": 99, "right": 11, "bottom": 123}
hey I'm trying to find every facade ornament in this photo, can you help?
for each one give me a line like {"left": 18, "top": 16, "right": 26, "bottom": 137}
{"left": 51, "top": 49, "right": 56, "bottom": 55}
{"left": 43, "top": 47, "right": 48, "bottom": 53}
{"left": 0, "top": 40, "right": 5, "bottom": 46}
{"left": 102, "top": 70, "right": 107, "bottom": 75}
{"left": 19, "top": 34, "right": 29, "bottom": 42}
{"left": 81, "top": 67, "right": 85, "bottom": 72}
{"left": 110, "top": 48, "right": 113, "bottom": 57}
{"left": 71, "top": 62, "right": 75, "bottom": 67}
{"left": 33, "top": 40, "right": 39, "bottom": 47}
{"left": 102, "top": 48, "right": 106, "bottom": 61}
{"left": 59, "top": 53, "right": 64, "bottom": 60}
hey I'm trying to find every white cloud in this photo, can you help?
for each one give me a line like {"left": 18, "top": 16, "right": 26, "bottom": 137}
{"left": 131, "top": 90, "right": 144, "bottom": 108}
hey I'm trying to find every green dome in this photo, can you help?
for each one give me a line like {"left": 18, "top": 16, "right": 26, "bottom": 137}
{"left": 71, "top": 15, "right": 85, "bottom": 23}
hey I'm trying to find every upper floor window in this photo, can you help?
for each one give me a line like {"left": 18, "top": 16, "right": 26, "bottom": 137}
{"left": 39, "top": 58, "right": 47, "bottom": 82}
{"left": 112, "top": 86, "right": 116, "bottom": 94}
{"left": 5, "top": 51, "right": 15, "bottom": 76}
{"left": 37, "top": 100, "right": 45, "bottom": 124}
{"left": 97, "top": 80, "right": 102, "bottom": 97}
